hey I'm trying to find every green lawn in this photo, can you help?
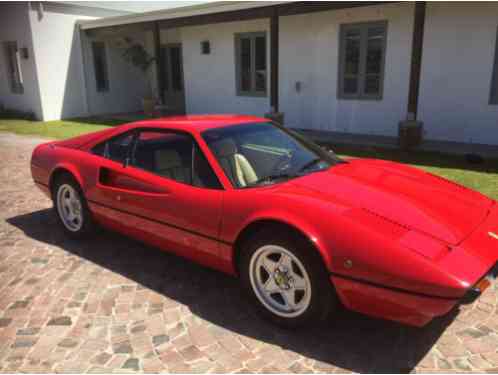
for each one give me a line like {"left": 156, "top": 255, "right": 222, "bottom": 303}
{"left": 0, "top": 118, "right": 123, "bottom": 140}
{"left": 331, "top": 144, "right": 498, "bottom": 201}
{"left": 1, "top": 118, "right": 497, "bottom": 200}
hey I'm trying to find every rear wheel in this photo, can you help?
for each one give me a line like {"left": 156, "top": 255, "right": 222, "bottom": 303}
{"left": 240, "top": 229, "right": 336, "bottom": 327}
{"left": 52, "top": 174, "right": 95, "bottom": 238}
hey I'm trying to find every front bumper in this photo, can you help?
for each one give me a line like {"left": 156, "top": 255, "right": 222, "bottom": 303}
{"left": 332, "top": 203, "right": 498, "bottom": 327}
{"left": 331, "top": 275, "right": 459, "bottom": 327}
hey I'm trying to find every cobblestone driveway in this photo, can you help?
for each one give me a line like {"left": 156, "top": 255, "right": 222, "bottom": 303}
{"left": 1, "top": 132, "right": 498, "bottom": 373}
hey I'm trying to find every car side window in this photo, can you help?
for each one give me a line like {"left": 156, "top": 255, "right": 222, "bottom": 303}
{"left": 130, "top": 130, "right": 222, "bottom": 190}
{"left": 91, "top": 132, "right": 135, "bottom": 164}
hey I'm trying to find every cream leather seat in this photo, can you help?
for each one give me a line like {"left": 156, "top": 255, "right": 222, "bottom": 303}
{"left": 211, "top": 139, "right": 257, "bottom": 187}
{"left": 154, "top": 149, "right": 188, "bottom": 183}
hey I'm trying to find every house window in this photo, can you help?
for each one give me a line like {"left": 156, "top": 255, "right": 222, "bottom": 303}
{"left": 92, "top": 41, "right": 109, "bottom": 92}
{"left": 338, "top": 21, "right": 387, "bottom": 100}
{"left": 3, "top": 41, "right": 23, "bottom": 94}
{"left": 490, "top": 26, "right": 498, "bottom": 105}
{"left": 235, "top": 32, "right": 267, "bottom": 96}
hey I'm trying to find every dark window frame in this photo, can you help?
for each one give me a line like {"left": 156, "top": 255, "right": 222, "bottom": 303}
{"left": 91, "top": 41, "right": 110, "bottom": 93}
{"left": 3, "top": 41, "right": 24, "bottom": 94}
{"left": 234, "top": 31, "right": 268, "bottom": 97}
{"left": 338, "top": 20, "right": 388, "bottom": 100}
{"left": 490, "top": 26, "right": 498, "bottom": 105}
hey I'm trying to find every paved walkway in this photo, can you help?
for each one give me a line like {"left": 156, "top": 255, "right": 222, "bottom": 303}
{"left": 1, "top": 132, "right": 498, "bottom": 373}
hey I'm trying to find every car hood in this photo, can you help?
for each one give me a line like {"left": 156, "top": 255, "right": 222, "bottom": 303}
{"left": 289, "top": 158, "right": 493, "bottom": 245}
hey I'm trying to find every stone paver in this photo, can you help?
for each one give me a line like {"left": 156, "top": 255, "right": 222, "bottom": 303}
{"left": 1, "top": 132, "right": 498, "bottom": 373}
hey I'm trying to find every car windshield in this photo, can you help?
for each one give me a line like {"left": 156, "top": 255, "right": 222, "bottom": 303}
{"left": 202, "top": 122, "right": 343, "bottom": 188}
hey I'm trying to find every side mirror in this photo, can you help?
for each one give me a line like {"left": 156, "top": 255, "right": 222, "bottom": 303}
{"left": 123, "top": 157, "right": 130, "bottom": 168}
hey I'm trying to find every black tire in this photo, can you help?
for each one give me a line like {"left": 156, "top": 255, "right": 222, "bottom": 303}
{"left": 239, "top": 228, "right": 337, "bottom": 328}
{"left": 52, "top": 173, "right": 95, "bottom": 239}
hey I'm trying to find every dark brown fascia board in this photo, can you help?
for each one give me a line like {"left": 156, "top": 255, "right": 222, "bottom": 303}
{"left": 85, "top": 2, "right": 398, "bottom": 33}
{"left": 276, "top": 1, "right": 393, "bottom": 17}
{"left": 156, "top": 4, "right": 275, "bottom": 29}
{"left": 157, "top": 2, "right": 396, "bottom": 29}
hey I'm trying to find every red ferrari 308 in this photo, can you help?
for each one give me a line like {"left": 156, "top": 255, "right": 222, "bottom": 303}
{"left": 31, "top": 114, "right": 498, "bottom": 327}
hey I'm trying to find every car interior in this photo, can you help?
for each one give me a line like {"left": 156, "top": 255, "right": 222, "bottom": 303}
{"left": 132, "top": 132, "right": 221, "bottom": 189}
{"left": 93, "top": 131, "right": 221, "bottom": 189}
{"left": 93, "top": 127, "right": 295, "bottom": 189}
{"left": 209, "top": 138, "right": 258, "bottom": 187}
{"left": 209, "top": 137, "right": 292, "bottom": 188}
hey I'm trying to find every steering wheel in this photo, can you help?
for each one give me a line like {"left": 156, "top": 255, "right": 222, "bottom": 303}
{"left": 270, "top": 150, "right": 293, "bottom": 175}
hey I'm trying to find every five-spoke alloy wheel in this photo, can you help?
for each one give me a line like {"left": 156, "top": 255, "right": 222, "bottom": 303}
{"left": 52, "top": 174, "right": 95, "bottom": 238}
{"left": 240, "top": 229, "right": 336, "bottom": 327}
{"left": 56, "top": 184, "right": 83, "bottom": 232}
{"left": 250, "top": 245, "right": 312, "bottom": 318}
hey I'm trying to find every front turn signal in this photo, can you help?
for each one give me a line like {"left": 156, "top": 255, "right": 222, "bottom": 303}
{"left": 474, "top": 276, "right": 492, "bottom": 293}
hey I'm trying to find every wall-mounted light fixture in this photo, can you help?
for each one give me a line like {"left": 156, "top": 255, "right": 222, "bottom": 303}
{"left": 201, "top": 40, "right": 210, "bottom": 55}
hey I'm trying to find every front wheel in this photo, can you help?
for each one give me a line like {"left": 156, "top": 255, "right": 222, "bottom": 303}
{"left": 53, "top": 174, "right": 95, "bottom": 238}
{"left": 240, "top": 230, "right": 336, "bottom": 327}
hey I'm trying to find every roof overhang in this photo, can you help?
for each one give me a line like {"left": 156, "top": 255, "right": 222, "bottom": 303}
{"left": 78, "top": 1, "right": 288, "bottom": 30}
{"left": 78, "top": 1, "right": 389, "bottom": 31}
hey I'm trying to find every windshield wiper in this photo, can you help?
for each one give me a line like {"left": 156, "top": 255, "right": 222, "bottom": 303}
{"left": 298, "top": 158, "right": 324, "bottom": 174}
{"left": 245, "top": 173, "right": 296, "bottom": 187}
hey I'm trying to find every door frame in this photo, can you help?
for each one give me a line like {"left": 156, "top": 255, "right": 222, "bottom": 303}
{"left": 160, "top": 43, "right": 186, "bottom": 114}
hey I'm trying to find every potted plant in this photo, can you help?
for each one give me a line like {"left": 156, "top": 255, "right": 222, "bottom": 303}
{"left": 122, "top": 38, "right": 157, "bottom": 116}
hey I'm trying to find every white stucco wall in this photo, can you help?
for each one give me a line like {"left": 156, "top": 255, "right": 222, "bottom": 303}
{"left": 28, "top": 4, "right": 97, "bottom": 121}
{"left": 0, "top": 2, "right": 43, "bottom": 119}
{"left": 418, "top": 2, "right": 498, "bottom": 145}
{"left": 279, "top": 3, "right": 414, "bottom": 136}
{"left": 180, "top": 19, "right": 271, "bottom": 116}
{"left": 82, "top": 31, "right": 149, "bottom": 117}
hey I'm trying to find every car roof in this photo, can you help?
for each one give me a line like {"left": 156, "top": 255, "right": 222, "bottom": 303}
{"left": 123, "top": 114, "right": 269, "bottom": 134}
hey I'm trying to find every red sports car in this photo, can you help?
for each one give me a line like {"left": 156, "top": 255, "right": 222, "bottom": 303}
{"left": 31, "top": 114, "right": 498, "bottom": 327}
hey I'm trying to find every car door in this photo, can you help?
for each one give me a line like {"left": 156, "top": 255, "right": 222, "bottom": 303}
{"left": 86, "top": 128, "right": 224, "bottom": 264}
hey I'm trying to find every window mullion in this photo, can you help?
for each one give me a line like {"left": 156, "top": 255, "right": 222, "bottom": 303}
{"left": 338, "top": 27, "right": 345, "bottom": 97}
{"left": 358, "top": 26, "right": 367, "bottom": 99}
{"left": 251, "top": 36, "right": 256, "bottom": 94}
{"left": 235, "top": 36, "right": 241, "bottom": 94}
